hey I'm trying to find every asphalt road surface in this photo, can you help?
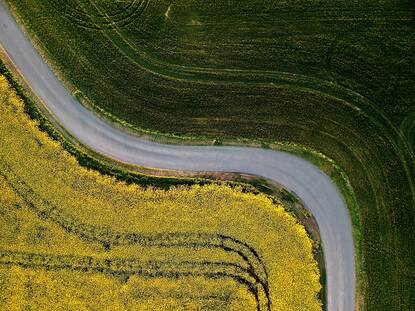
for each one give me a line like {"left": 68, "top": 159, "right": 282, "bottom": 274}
{"left": 0, "top": 2, "right": 355, "bottom": 310}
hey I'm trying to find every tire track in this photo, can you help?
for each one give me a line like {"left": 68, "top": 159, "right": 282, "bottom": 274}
{"left": 0, "top": 158, "right": 271, "bottom": 310}
{"left": 0, "top": 250, "right": 265, "bottom": 310}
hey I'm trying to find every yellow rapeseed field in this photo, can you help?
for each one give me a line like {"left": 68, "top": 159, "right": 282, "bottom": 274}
{"left": 0, "top": 75, "right": 321, "bottom": 310}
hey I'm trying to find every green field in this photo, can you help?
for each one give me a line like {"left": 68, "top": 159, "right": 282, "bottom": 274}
{"left": 4, "top": 0, "right": 415, "bottom": 309}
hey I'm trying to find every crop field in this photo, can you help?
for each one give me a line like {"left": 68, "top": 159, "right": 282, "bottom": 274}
{"left": 4, "top": 0, "right": 415, "bottom": 309}
{"left": 0, "top": 75, "right": 321, "bottom": 310}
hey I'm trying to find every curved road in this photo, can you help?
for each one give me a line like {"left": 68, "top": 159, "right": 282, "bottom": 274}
{"left": 0, "top": 2, "right": 354, "bottom": 310}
